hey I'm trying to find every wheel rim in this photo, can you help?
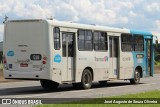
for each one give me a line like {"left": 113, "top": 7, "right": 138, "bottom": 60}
{"left": 135, "top": 71, "right": 140, "bottom": 82}
{"left": 84, "top": 72, "right": 91, "bottom": 85}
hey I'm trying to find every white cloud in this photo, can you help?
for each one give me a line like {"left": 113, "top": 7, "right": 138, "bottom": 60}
{"left": 156, "top": 20, "right": 160, "bottom": 26}
{"left": 0, "top": 0, "right": 160, "bottom": 39}
{"left": 116, "top": 1, "right": 134, "bottom": 9}
{"left": 133, "top": 0, "right": 145, "bottom": 4}
{"left": 12, "top": 1, "right": 52, "bottom": 19}
{"left": 0, "top": 4, "right": 10, "bottom": 16}
{"left": 0, "top": 24, "right": 4, "bottom": 41}
{"left": 155, "top": 20, "right": 160, "bottom": 31}
{"left": 63, "top": 0, "right": 131, "bottom": 25}
{"left": 146, "top": 2, "right": 160, "bottom": 12}
{"left": 0, "top": 25, "right": 4, "bottom": 33}
{"left": 119, "top": 17, "right": 129, "bottom": 24}
{"left": 151, "top": 20, "right": 160, "bottom": 42}
{"left": 55, "top": 2, "right": 79, "bottom": 21}
{"left": 129, "top": 11, "right": 137, "bottom": 17}
{"left": 0, "top": 0, "right": 135, "bottom": 25}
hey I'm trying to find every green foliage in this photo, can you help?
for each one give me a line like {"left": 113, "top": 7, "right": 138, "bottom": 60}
{"left": 155, "top": 44, "right": 160, "bottom": 62}
{"left": 155, "top": 61, "right": 160, "bottom": 66}
{"left": 0, "top": 52, "right": 3, "bottom": 56}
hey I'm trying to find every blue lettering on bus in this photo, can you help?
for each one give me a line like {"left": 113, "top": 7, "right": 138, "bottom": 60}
{"left": 7, "top": 51, "right": 14, "bottom": 56}
{"left": 54, "top": 54, "right": 61, "bottom": 63}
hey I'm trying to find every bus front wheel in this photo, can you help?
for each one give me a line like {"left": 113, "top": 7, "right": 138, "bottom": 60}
{"left": 130, "top": 70, "right": 140, "bottom": 84}
{"left": 81, "top": 69, "right": 92, "bottom": 89}
{"left": 40, "top": 79, "right": 59, "bottom": 90}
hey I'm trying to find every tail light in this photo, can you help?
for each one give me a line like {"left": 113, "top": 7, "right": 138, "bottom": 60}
{"left": 3, "top": 56, "right": 7, "bottom": 64}
{"left": 3, "top": 55, "right": 8, "bottom": 70}
{"left": 42, "top": 56, "right": 47, "bottom": 64}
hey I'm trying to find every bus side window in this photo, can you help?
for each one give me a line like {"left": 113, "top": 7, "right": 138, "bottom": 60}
{"left": 94, "top": 31, "right": 108, "bottom": 51}
{"left": 133, "top": 35, "right": 144, "bottom": 52}
{"left": 54, "top": 27, "right": 60, "bottom": 50}
{"left": 78, "top": 30, "right": 92, "bottom": 51}
{"left": 121, "top": 34, "right": 132, "bottom": 52}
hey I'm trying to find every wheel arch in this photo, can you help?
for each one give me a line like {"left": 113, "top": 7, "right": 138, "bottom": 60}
{"left": 84, "top": 67, "right": 94, "bottom": 81}
{"left": 135, "top": 66, "right": 143, "bottom": 78}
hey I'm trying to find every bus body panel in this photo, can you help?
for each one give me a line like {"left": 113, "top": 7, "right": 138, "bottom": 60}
{"left": 3, "top": 20, "right": 51, "bottom": 80}
{"left": 130, "top": 30, "right": 153, "bottom": 77}
{"left": 119, "top": 52, "right": 134, "bottom": 79}
{"left": 76, "top": 51, "right": 95, "bottom": 82}
{"left": 94, "top": 51, "right": 109, "bottom": 81}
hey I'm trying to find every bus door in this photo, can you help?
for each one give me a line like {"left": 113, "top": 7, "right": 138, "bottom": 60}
{"left": 145, "top": 39, "right": 152, "bottom": 76}
{"left": 109, "top": 36, "right": 119, "bottom": 78}
{"left": 62, "top": 32, "right": 75, "bottom": 81}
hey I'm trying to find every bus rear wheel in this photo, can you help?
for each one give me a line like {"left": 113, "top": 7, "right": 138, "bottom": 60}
{"left": 80, "top": 69, "right": 92, "bottom": 89}
{"left": 40, "top": 79, "right": 59, "bottom": 90}
{"left": 130, "top": 69, "right": 140, "bottom": 84}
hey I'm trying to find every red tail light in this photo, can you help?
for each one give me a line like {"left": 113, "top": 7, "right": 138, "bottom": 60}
{"left": 3, "top": 56, "right": 6, "bottom": 64}
{"left": 42, "top": 56, "right": 47, "bottom": 64}
{"left": 42, "top": 60, "right": 46, "bottom": 64}
{"left": 43, "top": 57, "right": 47, "bottom": 60}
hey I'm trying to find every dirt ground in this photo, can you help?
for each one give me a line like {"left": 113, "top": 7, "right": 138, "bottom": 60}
{"left": 0, "top": 68, "right": 160, "bottom": 83}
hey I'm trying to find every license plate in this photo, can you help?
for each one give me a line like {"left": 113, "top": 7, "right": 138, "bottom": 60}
{"left": 30, "top": 54, "right": 42, "bottom": 60}
{"left": 20, "top": 63, "right": 28, "bottom": 67}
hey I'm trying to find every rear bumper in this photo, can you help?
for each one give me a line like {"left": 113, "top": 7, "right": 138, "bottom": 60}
{"left": 3, "top": 70, "right": 50, "bottom": 80}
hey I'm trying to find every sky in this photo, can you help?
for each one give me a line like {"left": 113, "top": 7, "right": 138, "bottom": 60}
{"left": 0, "top": 0, "right": 160, "bottom": 41}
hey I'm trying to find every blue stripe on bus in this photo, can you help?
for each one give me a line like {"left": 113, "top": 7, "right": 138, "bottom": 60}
{"left": 130, "top": 29, "right": 152, "bottom": 35}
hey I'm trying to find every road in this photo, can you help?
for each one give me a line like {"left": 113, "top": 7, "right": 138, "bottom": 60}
{"left": 0, "top": 74, "right": 159, "bottom": 104}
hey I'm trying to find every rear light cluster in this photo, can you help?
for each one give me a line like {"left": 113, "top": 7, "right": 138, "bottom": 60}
{"left": 3, "top": 56, "right": 7, "bottom": 64}
{"left": 3, "top": 55, "right": 8, "bottom": 70}
{"left": 42, "top": 56, "right": 47, "bottom": 64}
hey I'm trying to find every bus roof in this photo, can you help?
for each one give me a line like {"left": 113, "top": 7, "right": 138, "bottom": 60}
{"left": 7, "top": 19, "right": 155, "bottom": 36}
{"left": 46, "top": 20, "right": 130, "bottom": 33}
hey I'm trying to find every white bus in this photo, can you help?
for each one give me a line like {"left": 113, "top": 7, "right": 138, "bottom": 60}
{"left": 3, "top": 19, "right": 157, "bottom": 89}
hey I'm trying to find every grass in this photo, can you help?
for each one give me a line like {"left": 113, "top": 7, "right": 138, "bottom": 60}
{"left": 0, "top": 64, "right": 3, "bottom": 70}
{"left": 35, "top": 90, "right": 160, "bottom": 107}
{"left": 155, "top": 61, "right": 160, "bottom": 66}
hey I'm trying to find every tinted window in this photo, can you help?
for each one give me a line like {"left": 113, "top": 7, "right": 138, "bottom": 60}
{"left": 93, "top": 31, "right": 108, "bottom": 51}
{"left": 121, "top": 34, "right": 132, "bottom": 52}
{"left": 134, "top": 35, "right": 144, "bottom": 51}
{"left": 54, "top": 27, "right": 60, "bottom": 50}
{"left": 78, "top": 30, "right": 93, "bottom": 51}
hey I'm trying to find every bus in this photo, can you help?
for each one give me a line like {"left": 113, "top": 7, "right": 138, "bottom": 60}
{"left": 3, "top": 19, "right": 158, "bottom": 89}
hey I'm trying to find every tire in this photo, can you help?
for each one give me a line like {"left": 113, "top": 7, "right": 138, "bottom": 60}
{"left": 130, "top": 69, "right": 140, "bottom": 84}
{"left": 80, "top": 69, "right": 92, "bottom": 89}
{"left": 99, "top": 81, "right": 107, "bottom": 86}
{"left": 40, "top": 79, "right": 59, "bottom": 90}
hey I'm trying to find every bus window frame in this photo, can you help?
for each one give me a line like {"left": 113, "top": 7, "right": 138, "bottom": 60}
{"left": 133, "top": 34, "right": 144, "bottom": 52}
{"left": 53, "top": 27, "right": 61, "bottom": 50}
{"left": 121, "top": 33, "right": 133, "bottom": 52}
{"left": 77, "top": 29, "right": 93, "bottom": 51}
{"left": 93, "top": 31, "right": 108, "bottom": 52}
